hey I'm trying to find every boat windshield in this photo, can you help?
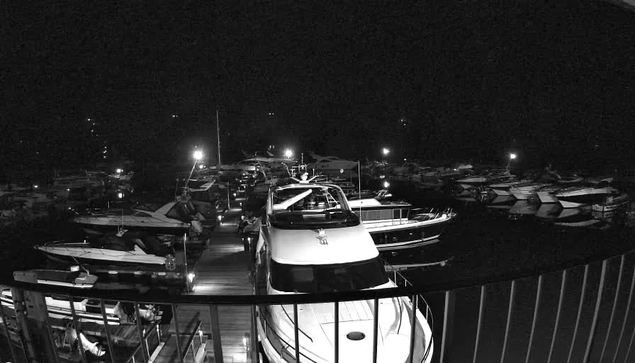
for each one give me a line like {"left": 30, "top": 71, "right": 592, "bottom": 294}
{"left": 270, "top": 186, "right": 359, "bottom": 229}
{"left": 270, "top": 257, "right": 389, "bottom": 293}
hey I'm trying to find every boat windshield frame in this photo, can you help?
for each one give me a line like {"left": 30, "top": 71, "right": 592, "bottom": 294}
{"left": 269, "top": 257, "right": 389, "bottom": 293}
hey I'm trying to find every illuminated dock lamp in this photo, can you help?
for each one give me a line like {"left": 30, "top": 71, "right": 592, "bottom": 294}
{"left": 383, "top": 181, "right": 390, "bottom": 189}
{"left": 186, "top": 150, "right": 204, "bottom": 189}
{"left": 116, "top": 168, "right": 123, "bottom": 174}
{"left": 507, "top": 152, "right": 517, "bottom": 169}
{"left": 382, "top": 147, "right": 390, "bottom": 156}
{"left": 284, "top": 148, "right": 294, "bottom": 159}
{"left": 117, "top": 192, "right": 124, "bottom": 199}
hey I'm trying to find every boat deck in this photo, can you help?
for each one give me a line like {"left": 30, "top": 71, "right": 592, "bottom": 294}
{"left": 155, "top": 214, "right": 255, "bottom": 363}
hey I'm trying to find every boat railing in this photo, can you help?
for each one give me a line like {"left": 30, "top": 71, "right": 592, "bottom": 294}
{"left": 385, "top": 260, "right": 435, "bottom": 362}
{"left": 8, "top": 247, "right": 635, "bottom": 362}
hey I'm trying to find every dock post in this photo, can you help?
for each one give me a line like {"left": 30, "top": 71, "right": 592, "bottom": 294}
{"left": 209, "top": 305, "right": 224, "bottom": 363}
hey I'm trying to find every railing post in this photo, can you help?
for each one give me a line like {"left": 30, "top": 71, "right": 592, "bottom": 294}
{"left": 408, "top": 295, "right": 418, "bottom": 363}
{"left": 567, "top": 264, "right": 590, "bottom": 363}
{"left": 134, "top": 303, "right": 150, "bottom": 363}
{"left": 373, "top": 298, "right": 379, "bottom": 363}
{"left": 583, "top": 259, "right": 608, "bottom": 363}
{"left": 209, "top": 304, "right": 224, "bottom": 363}
{"left": 440, "top": 290, "right": 456, "bottom": 363}
{"left": 524, "top": 276, "right": 543, "bottom": 363}
{"left": 599, "top": 254, "right": 625, "bottom": 363}
{"left": 251, "top": 305, "right": 259, "bottom": 363}
{"left": 334, "top": 301, "right": 339, "bottom": 363}
{"left": 294, "top": 303, "right": 300, "bottom": 362}
{"left": 547, "top": 270, "right": 568, "bottom": 363}
{"left": 0, "top": 300, "right": 19, "bottom": 363}
{"left": 172, "top": 304, "right": 184, "bottom": 363}
{"left": 473, "top": 285, "right": 487, "bottom": 363}
{"left": 99, "top": 300, "right": 116, "bottom": 363}
{"left": 68, "top": 296, "right": 88, "bottom": 363}
{"left": 500, "top": 280, "right": 517, "bottom": 363}
{"left": 613, "top": 264, "right": 635, "bottom": 363}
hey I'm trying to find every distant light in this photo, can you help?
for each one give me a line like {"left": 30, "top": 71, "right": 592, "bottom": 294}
{"left": 116, "top": 168, "right": 123, "bottom": 174}
{"left": 172, "top": 114, "right": 178, "bottom": 118}
{"left": 117, "top": 192, "right": 123, "bottom": 199}
{"left": 382, "top": 147, "right": 390, "bottom": 156}
{"left": 33, "top": 185, "right": 38, "bottom": 189}
{"left": 284, "top": 148, "right": 293, "bottom": 159}
{"left": 509, "top": 153, "right": 517, "bottom": 160}
{"left": 383, "top": 181, "right": 390, "bottom": 188}
{"left": 198, "top": 164, "right": 204, "bottom": 169}
{"left": 193, "top": 150, "right": 203, "bottom": 160}
{"left": 403, "top": 158, "right": 407, "bottom": 162}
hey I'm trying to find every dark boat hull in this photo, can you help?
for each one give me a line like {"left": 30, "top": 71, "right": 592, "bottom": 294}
{"left": 368, "top": 220, "right": 448, "bottom": 251}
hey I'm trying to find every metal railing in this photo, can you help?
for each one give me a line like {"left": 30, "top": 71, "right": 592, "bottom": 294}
{"left": 4, "top": 248, "right": 635, "bottom": 362}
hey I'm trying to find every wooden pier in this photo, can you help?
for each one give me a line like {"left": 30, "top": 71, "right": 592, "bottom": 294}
{"left": 155, "top": 218, "right": 255, "bottom": 363}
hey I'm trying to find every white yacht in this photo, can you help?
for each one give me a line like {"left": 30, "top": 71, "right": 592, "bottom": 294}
{"left": 306, "top": 153, "right": 359, "bottom": 174}
{"left": 254, "top": 178, "right": 433, "bottom": 363}
{"left": 72, "top": 200, "right": 202, "bottom": 236}
{"left": 348, "top": 190, "right": 455, "bottom": 251}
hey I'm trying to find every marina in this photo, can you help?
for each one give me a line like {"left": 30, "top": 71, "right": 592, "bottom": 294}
{"left": 5, "top": 1, "right": 635, "bottom": 361}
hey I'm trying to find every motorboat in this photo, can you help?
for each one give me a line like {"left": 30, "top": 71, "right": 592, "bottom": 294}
{"left": 13, "top": 268, "right": 98, "bottom": 289}
{"left": 488, "top": 178, "right": 531, "bottom": 196}
{"left": 348, "top": 190, "right": 455, "bottom": 251}
{"left": 1, "top": 288, "right": 161, "bottom": 326}
{"left": 592, "top": 193, "right": 630, "bottom": 213}
{"left": 556, "top": 186, "right": 619, "bottom": 208}
{"left": 34, "top": 231, "right": 174, "bottom": 266}
{"left": 72, "top": 200, "right": 203, "bottom": 236}
{"left": 509, "top": 182, "right": 551, "bottom": 200}
{"left": 254, "top": 177, "right": 434, "bottom": 363}
{"left": 306, "top": 153, "right": 359, "bottom": 175}
{"left": 536, "top": 184, "right": 564, "bottom": 204}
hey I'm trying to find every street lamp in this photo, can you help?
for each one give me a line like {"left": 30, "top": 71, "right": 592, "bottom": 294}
{"left": 186, "top": 150, "right": 204, "bottom": 189}
{"left": 284, "top": 148, "right": 294, "bottom": 159}
{"left": 382, "top": 147, "right": 390, "bottom": 156}
{"left": 507, "top": 153, "right": 517, "bottom": 169}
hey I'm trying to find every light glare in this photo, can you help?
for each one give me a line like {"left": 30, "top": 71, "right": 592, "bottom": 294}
{"left": 193, "top": 150, "right": 203, "bottom": 160}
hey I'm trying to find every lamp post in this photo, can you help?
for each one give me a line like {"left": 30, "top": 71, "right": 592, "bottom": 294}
{"left": 284, "top": 148, "right": 294, "bottom": 159}
{"left": 507, "top": 153, "right": 517, "bottom": 170}
{"left": 381, "top": 147, "right": 390, "bottom": 163}
{"left": 185, "top": 150, "right": 203, "bottom": 189}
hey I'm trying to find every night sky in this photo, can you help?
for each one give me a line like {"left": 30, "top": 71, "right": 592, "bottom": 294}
{"left": 3, "top": 1, "right": 635, "bottom": 176}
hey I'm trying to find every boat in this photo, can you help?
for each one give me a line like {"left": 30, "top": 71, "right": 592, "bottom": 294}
{"left": 306, "top": 153, "right": 359, "bottom": 175}
{"left": 1, "top": 288, "right": 161, "bottom": 326}
{"left": 488, "top": 178, "right": 531, "bottom": 196}
{"left": 348, "top": 190, "right": 455, "bottom": 251}
{"left": 556, "top": 186, "right": 619, "bottom": 209}
{"left": 72, "top": 200, "right": 203, "bottom": 236}
{"left": 592, "top": 193, "right": 630, "bottom": 213}
{"left": 254, "top": 177, "right": 434, "bottom": 363}
{"left": 509, "top": 182, "right": 551, "bottom": 200}
{"left": 34, "top": 231, "right": 174, "bottom": 266}
{"left": 13, "top": 268, "right": 98, "bottom": 289}
{"left": 536, "top": 185, "right": 563, "bottom": 204}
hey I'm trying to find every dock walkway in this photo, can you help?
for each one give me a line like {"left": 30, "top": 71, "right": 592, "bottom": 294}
{"left": 155, "top": 218, "right": 254, "bottom": 363}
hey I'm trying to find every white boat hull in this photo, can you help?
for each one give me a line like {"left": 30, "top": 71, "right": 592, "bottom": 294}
{"left": 559, "top": 200, "right": 586, "bottom": 209}
{"left": 537, "top": 191, "right": 558, "bottom": 204}
{"left": 492, "top": 189, "right": 512, "bottom": 196}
